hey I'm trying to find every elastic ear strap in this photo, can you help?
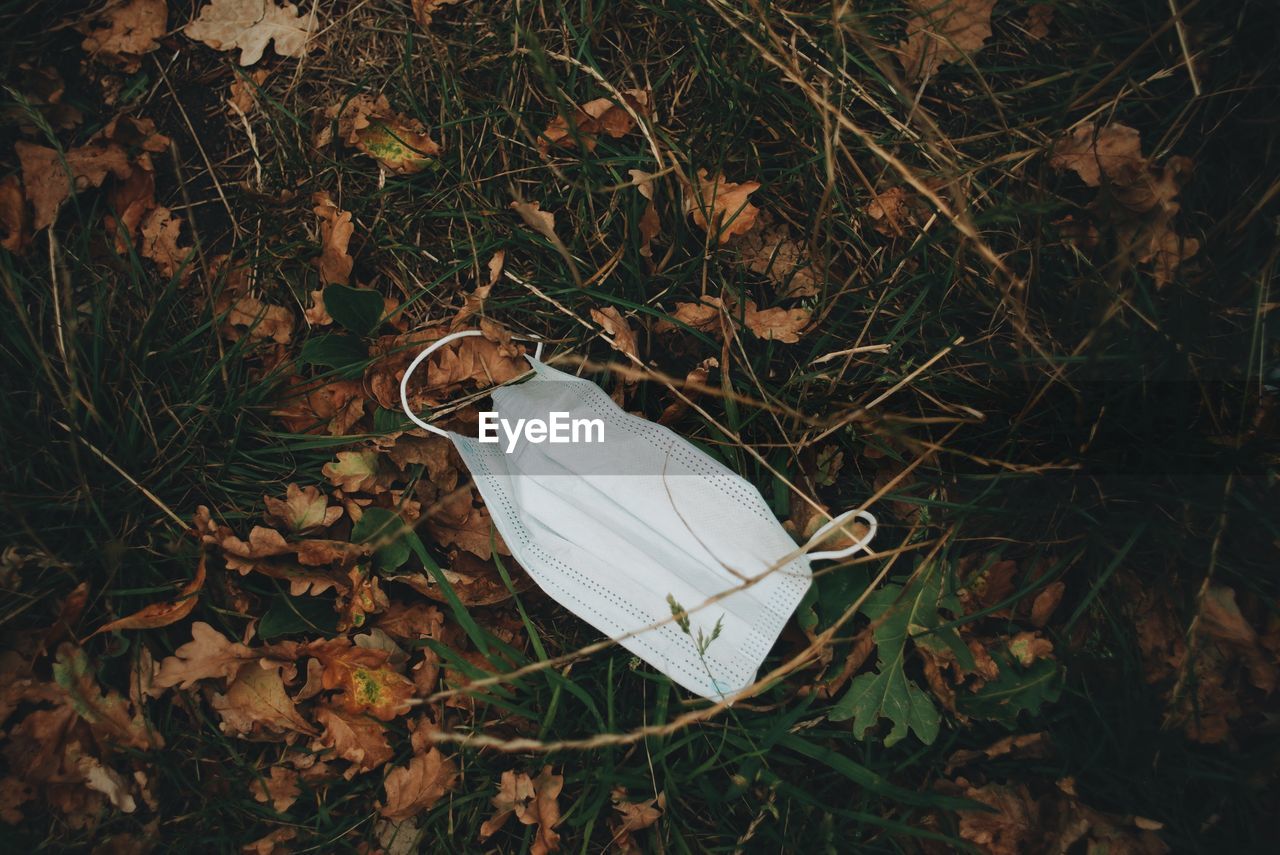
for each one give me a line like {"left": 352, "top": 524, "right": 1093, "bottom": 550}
{"left": 399, "top": 330, "right": 544, "bottom": 437}
{"left": 805, "top": 509, "right": 878, "bottom": 561}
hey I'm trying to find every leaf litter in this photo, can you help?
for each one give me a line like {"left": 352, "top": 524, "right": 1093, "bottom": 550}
{"left": 0, "top": 4, "right": 1271, "bottom": 852}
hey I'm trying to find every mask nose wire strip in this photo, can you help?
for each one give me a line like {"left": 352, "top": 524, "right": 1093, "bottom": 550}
{"left": 805, "top": 509, "right": 878, "bottom": 561}
{"left": 399, "top": 329, "right": 545, "bottom": 437}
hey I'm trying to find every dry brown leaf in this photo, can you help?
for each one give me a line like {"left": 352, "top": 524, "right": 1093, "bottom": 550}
{"left": 1049, "top": 124, "right": 1200, "bottom": 287}
{"left": 78, "top": 0, "right": 167, "bottom": 72}
{"left": 952, "top": 778, "right": 1171, "bottom": 855}
{"left": 480, "top": 766, "right": 564, "bottom": 854}
{"left": 730, "top": 215, "right": 821, "bottom": 296}
{"left": 866, "top": 186, "right": 923, "bottom": 237}
{"left": 411, "top": 0, "right": 463, "bottom": 27}
{"left": 628, "top": 169, "right": 661, "bottom": 258}
{"left": 252, "top": 766, "right": 300, "bottom": 813}
{"left": 324, "top": 94, "right": 441, "bottom": 174}
{"left": 185, "top": 0, "right": 316, "bottom": 66}
{"left": 426, "top": 487, "right": 509, "bottom": 560}
{"left": 1198, "top": 585, "right": 1276, "bottom": 694}
{"left": 537, "top": 89, "right": 650, "bottom": 156}
{"left": 140, "top": 206, "right": 190, "bottom": 279}
{"left": 228, "top": 68, "right": 271, "bottom": 114}
{"left": 375, "top": 602, "right": 446, "bottom": 642}
{"left": 1, "top": 174, "right": 32, "bottom": 253}
{"left": 16, "top": 140, "right": 133, "bottom": 231}
{"left": 610, "top": 787, "right": 664, "bottom": 855}
{"left": 961, "top": 557, "right": 1019, "bottom": 613}
{"left": 370, "top": 327, "right": 528, "bottom": 412}
{"left": 687, "top": 169, "right": 760, "bottom": 243}
{"left": 590, "top": 307, "right": 640, "bottom": 363}
{"left": 313, "top": 191, "right": 355, "bottom": 285}
{"left": 658, "top": 357, "right": 716, "bottom": 426}
{"left": 945, "top": 732, "right": 1050, "bottom": 772}
{"left": 14, "top": 65, "right": 84, "bottom": 134}
{"left": 1049, "top": 123, "right": 1145, "bottom": 188}
{"left": 312, "top": 706, "right": 394, "bottom": 777}
{"left": 150, "top": 622, "right": 261, "bottom": 693}
{"left": 263, "top": 484, "right": 343, "bottom": 534}
{"left": 87, "top": 554, "right": 206, "bottom": 638}
{"left": 510, "top": 199, "right": 558, "bottom": 242}
{"left": 955, "top": 780, "right": 1039, "bottom": 855}
{"left": 664, "top": 298, "right": 724, "bottom": 333}
{"left": 1025, "top": 4, "right": 1054, "bottom": 42}
{"left": 272, "top": 376, "right": 366, "bottom": 436}
{"left": 53, "top": 645, "right": 164, "bottom": 751}
{"left": 104, "top": 161, "right": 156, "bottom": 254}
{"left": 212, "top": 661, "right": 316, "bottom": 738}
{"left": 742, "top": 300, "right": 811, "bottom": 344}
{"left": 1008, "top": 631, "right": 1054, "bottom": 667}
{"left": 310, "top": 638, "right": 414, "bottom": 721}
{"left": 218, "top": 292, "right": 294, "bottom": 344}
{"left": 1029, "top": 581, "right": 1065, "bottom": 628}
{"left": 452, "top": 251, "right": 505, "bottom": 329}
{"left": 242, "top": 826, "right": 296, "bottom": 855}
{"left": 897, "top": 0, "right": 996, "bottom": 81}
{"left": 1132, "top": 227, "right": 1200, "bottom": 291}
{"left": 379, "top": 749, "right": 459, "bottom": 821}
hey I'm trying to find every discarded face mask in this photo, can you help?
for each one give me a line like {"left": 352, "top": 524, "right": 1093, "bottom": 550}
{"left": 400, "top": 330, "right": 877, "bottom": 701}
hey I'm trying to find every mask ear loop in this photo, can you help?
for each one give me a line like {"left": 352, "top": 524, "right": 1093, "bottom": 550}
{"left": 399, "top": 329, "right": 544, "bottom": 437}
{"left": 805, "top": 509, "right": 878, "bottom": 561}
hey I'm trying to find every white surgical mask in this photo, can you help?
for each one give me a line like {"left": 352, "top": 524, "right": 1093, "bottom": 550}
{"left": 400, "top": 330, "right": 876, "bottom": 701}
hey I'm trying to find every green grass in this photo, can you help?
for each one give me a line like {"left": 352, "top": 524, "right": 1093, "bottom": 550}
{"left": 2, "top": 0, "right": 1278, "bottom": 851}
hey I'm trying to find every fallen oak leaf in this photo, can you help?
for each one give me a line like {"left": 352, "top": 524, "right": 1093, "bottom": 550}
{"left": 185, "top": 0, "right": 317, "bottom": 66}
{"left": 310, "top": 637, "right": 414, "bottom": 720}
{"left": 15, "top": 140, "right": 133, "bottom": 231}
{"left": 322, "top": 449, "right": 388, "bottom": 493}
{"left": 140, "top": 206, "right": 191, "bottom": 280}
{"left": 379, "top": 748, "right": 459, "bottom": 821}
{"left": 149, "top": 621, "right": 260, "bottom": 693}
{"left": 53, "top": 644, "right": 163, "bottom": 751}
{"left": 897, "top": 0, "right": 996, "bottom": 82}
{"left": 251, "top": 765, "right": 300, "bottom": 813}
{"left": 0, "top": 174, "right": 32, "bottom": 253}
{"left": 510, "top": 199, "right": 559, "bottom": 242}
{"left": 1025, "top": 4, "right": 1054, "bottom": 42}
{"left": 537, "top": 90, "right": 650, "bottom": 156}
{"left": 263, "top": 484, "right": 343, "bottom": 534}
{"left": 272, "top": 375, "right": 366, "bottom": 436}
{"left": 228, "top": 68, "right": 271, "bottom": 114}
{"left": 411, "top": 0, "right": 462, "bottom": 28}
{"left": 313, "top": 191, "right": 355, "bottom": 285}
{"left": 312, "top": 706, "right": 394, "bottom": 777}
{"left": 479, "top": 766, "right": 564, "bottom": 854}
{"left": 86, "top": 554, "right": 207, "bottom": 638}
{"left": 212, "top": 661, "right": 317, "bottom": 737}
{"left": 323, "top": 94, "right": 441, "bottom": 174}
{"left": 425, "top": 487, "right": 510, "bottom": 561}
{"left": 866, "top": 186, "right": 925, "bottom": 237}
{"left": 217, "top": 292, "right": 294, "bottom": 344}
{"left": 1048, "top": 122, "right": 1146, "bottom": 188}
{"left": 660, "top": 297, "right": 724, "bottom": 334}
{"left": 610, "top": 787, "right": 664, "bottom": 855}
{"left": 105, "top": 164, "right": 155, "bottom": 253}
{"left": 590, "top": 307, "right": 640, "bottom": 363}
{"left": 686, "top": 169, "right": 760, "bottom": 243}
{"left": 742, "top": 300, "right": 811, "bottom": 344}
{"left": 730, "top": 214, "right": 821, "bottom": 297}
{"left": 78, "top": 0, "right": 167, "bottom": 72}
